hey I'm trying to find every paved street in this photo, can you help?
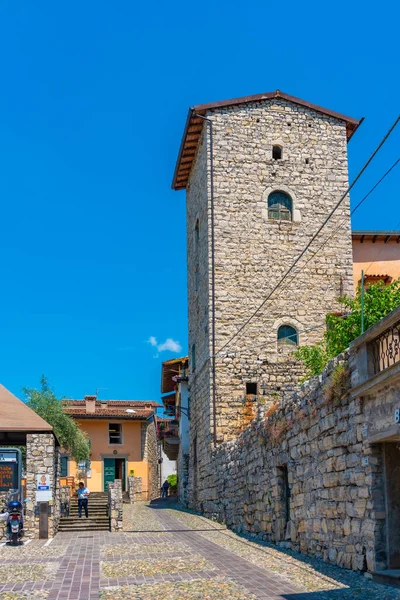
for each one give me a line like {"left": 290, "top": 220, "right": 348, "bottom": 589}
{"left": 1, "top": 501, "right": 400, "bottom": 600}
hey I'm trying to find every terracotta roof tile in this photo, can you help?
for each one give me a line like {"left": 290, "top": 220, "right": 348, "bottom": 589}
{"left": 172, "top": 90, "right": 361, "bottom": 190}
{"left": 64, "top": 406, "right": 154, "bottom": 419}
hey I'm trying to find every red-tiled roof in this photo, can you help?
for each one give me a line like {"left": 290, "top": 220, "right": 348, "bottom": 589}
{"left": 65, "top": 399, "right": 161, "bottom": 407}
{"left": 64, "top": 406, "right": 153, "bottom": 420}
{"left": 63, "top": 399, "right": 160, "bottom": 420}
{"left": 172, "top": 90, "right": 361, "bottom": 190}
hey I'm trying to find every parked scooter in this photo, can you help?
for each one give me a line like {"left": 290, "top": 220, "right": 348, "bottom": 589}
{"left": 0, "top": 490, "right": 24, "bottom": 545}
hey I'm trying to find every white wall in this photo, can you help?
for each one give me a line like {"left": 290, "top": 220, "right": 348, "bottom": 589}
{"left": 161, "top": 448, "right": 177, "bottom": 481}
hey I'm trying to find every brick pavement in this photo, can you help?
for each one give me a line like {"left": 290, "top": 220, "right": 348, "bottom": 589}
{"left": 0, "top": 503, "right": 348, "bottom": 600}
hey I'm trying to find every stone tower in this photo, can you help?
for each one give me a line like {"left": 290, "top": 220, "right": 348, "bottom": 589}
{"left": 172, "top": 90, "right": 360, "bottom": 508}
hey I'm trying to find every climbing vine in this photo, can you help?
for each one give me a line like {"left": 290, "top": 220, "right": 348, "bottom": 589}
{"left": 295, "top": 279, "right": 400, "bottom": 378}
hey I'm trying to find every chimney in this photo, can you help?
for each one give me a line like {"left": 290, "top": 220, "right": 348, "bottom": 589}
{"left": 85, "top": 395, "right": 97, "bottom": 414}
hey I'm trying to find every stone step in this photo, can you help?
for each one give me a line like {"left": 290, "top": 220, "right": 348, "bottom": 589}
{"left": 372, "top": 570, "right": 400, "bottom": 589}
{"left": 60, "top": 514, "right": 108, "bottom": 523}
{"left": 68, "top": 512, "right": 107, "bottom": 517}
{"left": 69, "top": 508, "right": 107, "bottom": 513}
{"left": 58, "top": 525, "right": 109, "bottom": 532}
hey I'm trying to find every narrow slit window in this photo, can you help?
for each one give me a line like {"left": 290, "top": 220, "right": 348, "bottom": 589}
{"left": 191, "top": 343, "right": 196, "bottom": 371}
{"left": 194, "top": 219, "right": 199, "bottom": 248}
{"left": 277, "top": 465, "right": 290, "bottom": 540}
{"left": 272, "top": 145, "right": 282, "bottom": 160}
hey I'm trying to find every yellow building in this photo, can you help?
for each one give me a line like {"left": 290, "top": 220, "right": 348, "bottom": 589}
{"left": 352, "top": 231, "right": 400, "bottom": 292}
{"left": 63, "top": 395, "right": 161, "bottom": 496}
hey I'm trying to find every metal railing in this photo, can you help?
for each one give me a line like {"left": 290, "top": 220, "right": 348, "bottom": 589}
{"left": 370, "top": 320, "right": 400, "bottom": 375}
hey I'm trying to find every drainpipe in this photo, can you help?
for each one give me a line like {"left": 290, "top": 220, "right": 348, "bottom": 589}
{"left": 193, "top": 111, "right": 217, "bottom": 447}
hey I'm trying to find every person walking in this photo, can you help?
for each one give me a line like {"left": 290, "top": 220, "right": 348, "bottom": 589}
{"left": 161, "top": 479, "right": 170, "bottom": 498}
{"left": 77, "top": 482, "right": 90, "bottom": 518}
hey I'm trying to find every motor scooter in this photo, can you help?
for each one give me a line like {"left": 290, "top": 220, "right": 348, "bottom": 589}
{"left": 0, "top": 491, "right": 24, "bottom": 546}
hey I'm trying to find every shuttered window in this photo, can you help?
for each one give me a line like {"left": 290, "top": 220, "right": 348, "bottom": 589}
{"left": 278, "top": 325, "right": 298, "bottom": 346}
{"left": 268, "top": 191, "right": 292, "bottom": 221}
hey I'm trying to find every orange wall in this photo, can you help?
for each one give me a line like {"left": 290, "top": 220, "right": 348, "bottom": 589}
{"left": 68, "top": 419, "right": 149, "bottom": 493}
{"left": 352, "top": 239, "right": 400, "bottom": 292}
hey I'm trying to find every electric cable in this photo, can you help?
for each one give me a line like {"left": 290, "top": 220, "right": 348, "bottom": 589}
{"left": 214, "top": 116, "right": 400, "bottom": 357}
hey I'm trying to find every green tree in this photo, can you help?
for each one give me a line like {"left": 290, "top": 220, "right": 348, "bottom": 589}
{"left": 296, "top": 279, "right": 400, "bottom": 378}
{"left": 23, "top": 375, "right": 90, "bottom": 462}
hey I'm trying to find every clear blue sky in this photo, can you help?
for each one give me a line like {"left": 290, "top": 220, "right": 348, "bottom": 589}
{"left": 0, "top": 1, "right": 398, "bottom": 404}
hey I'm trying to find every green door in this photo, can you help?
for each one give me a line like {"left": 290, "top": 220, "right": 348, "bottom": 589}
{"left": 103, "top": 458, "right": 115, "bottom": 491}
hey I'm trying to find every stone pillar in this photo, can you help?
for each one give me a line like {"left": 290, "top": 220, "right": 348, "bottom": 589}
{"left": 128, "top": 476, "right": 143, "bottom": 503}
{"left": 60, "top": 486, "right": 71, "bottom": 517}
{"left": 108, "top": 479, "right": 123, "bottom": 532}
{"left": 0, "top": 492, "right": 7, "bottom": 540}
{"left": 25, "top": 433, "right": 58, "bottom": 539}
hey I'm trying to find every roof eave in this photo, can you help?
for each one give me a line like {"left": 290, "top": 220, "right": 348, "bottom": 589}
{"left": 171, "top": 91, "right": 362, "bottom": 191}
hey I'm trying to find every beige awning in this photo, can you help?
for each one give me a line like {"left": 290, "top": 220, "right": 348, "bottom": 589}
{"left": 0, "top": 384, "right": 53, "bottom": 432}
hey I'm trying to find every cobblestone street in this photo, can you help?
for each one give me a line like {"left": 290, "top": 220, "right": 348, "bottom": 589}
{"left": 1, "top": 501, "right": 400, "bottom": 600}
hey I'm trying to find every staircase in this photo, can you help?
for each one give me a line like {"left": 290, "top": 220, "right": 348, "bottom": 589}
{"left": 58, "top": 492, "right": 110, "bottom": 532}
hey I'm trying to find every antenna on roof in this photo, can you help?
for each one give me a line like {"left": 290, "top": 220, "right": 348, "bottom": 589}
{"left": 95, "top": 388, "right": 108, "bottom": 399}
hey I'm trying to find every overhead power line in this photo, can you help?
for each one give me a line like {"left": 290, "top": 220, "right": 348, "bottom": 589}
{"left": 215, "top": 154, "right": 400, "bottom": 360}
{"left": 214, "top": 115, "right": 400, "bottom": 358}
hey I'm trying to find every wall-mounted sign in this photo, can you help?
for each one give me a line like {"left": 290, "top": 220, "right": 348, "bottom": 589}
{"left": 37, "top": 474, "right": 50, "bottom": 491}
{"left": 395, "top": 408, "right": 400, "bottom": 424}
{"left": 0, "top": 452, "right": 17, "bottom": 463}
{"left": 0, "top": 448, "right": 22, "bottom": 494}
{"left": 0, "top": 463, "right": 18, "bottom": 492}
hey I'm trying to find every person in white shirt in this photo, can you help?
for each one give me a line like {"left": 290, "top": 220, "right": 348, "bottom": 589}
{"left": 76, "top": 482, "right": 90, "bottom": 518}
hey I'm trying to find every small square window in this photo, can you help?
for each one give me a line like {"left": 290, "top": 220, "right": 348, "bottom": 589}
{"left": 109, "top": 423, "right": 122, "bottom": 444}
{"left": 246, "top": 382, "right": 257, "bottom": 395}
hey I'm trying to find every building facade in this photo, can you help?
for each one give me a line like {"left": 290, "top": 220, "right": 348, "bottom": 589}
{"left": 352, "top": 231, "right": 400, "bottom": 291}
{"left": 159, "top": 357, "right": 189, "bottom": 503}
{"left": 63, "top": 395, "right": 160, "bottom": 498}
{"left": 172, "top": 90, "right": 361, "bottom": 509}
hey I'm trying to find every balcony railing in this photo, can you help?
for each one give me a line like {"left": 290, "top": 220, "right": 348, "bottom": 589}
{"left": 370, "top": 321, "right": 400, "bottom": 375}
{"left": 350, "top": 306, "right": 400, "bottom": 393}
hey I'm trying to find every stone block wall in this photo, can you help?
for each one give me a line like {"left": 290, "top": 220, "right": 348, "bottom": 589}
{"left": 142, "top": 418, "right": 161, "bottom": 501}
{"left": 60, "top": 486, "right": 71, "bottom": 517}
{"left": 127, "top": 476, "right": 143, "bottom": 503}
{"left": 177, "top": 451, "right": 189, "bottom": 507}
{"left": 24, "top": 433, "right": 60, "bottom": 538}
{"left": 108, "top": 479, "right": 123, "bottom": 532}
{"left": 186, "top": 98, "right": 355, "bottom": 508}
{"left": 194, "top": 351, "right": 394, "bottom": 573}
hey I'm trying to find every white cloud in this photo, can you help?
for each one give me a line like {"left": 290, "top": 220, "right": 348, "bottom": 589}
{"left": 147, "top": 336, "right": 182, "bottom": 354}
{"left": 157, "top": 338, "right": 182, "bottom": 353}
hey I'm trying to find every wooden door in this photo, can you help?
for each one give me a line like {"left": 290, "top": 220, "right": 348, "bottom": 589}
{"left": 103, "top": 458, "right": 115, "bottom": 491}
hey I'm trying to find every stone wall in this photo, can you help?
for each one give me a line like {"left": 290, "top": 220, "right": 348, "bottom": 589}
{"left": 24, "top": 433, "right": 60, "bottom": 539}
{"left": 177, "top": 450, "right": 189, "bottom": 507}
{"left": 60, "top": 486, "right": 71, "bottom": 517}
{"left": 195, "top": 351, "right": 397, "bottom": 573}
{"left": 127, "top": 476, "right": 143, "bottom": 503}
{"left": 108, "top": 479, "right": 123, "bottom": 532}
{"left": 185, "top": 97, "right": 355, "bottom": 507}
{"left": 142, "top": 418, "right": 160, "bottom": 500}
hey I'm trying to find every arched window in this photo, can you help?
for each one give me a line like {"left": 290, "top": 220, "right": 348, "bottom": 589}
{"left": 272, "top": 145, "right": 282, "bottom": 160}
{"left": 268, "top": 191, "right": 292, "bottom": 221}
{"left": 278, "top": 325, "right": 298, "bottom": 346}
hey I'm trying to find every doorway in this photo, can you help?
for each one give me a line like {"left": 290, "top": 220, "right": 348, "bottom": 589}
{"left": 385, "top": 443, "right": 400, "bottom": 568}
{"left": 103, "top": 458, "right": 126, "bottom": 491}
